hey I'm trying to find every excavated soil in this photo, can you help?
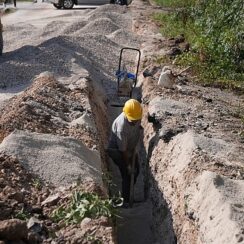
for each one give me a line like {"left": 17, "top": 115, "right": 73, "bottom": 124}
{"left": 0, "top": 0, "right": 243, "bottom": 244}
{"left": 133, "top": 1, "right": 244, "bottom": 243}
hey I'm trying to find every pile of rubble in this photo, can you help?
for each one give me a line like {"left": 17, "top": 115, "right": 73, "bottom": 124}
{"left": 0, "top": 73, "right": 97, "bottom": 148}
{"left": 0, "top": 152, "right": 113, "bottom": 243}
{"left": 0, "top": 72, "right": 114, "bottom": 243}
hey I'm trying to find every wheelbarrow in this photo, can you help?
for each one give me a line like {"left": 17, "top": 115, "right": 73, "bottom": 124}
{"left": 116, "top": 47, "right": 141, "bottom": 99}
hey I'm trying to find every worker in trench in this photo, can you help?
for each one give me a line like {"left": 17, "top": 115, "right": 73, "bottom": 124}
{"left": 106, "top": 99, "right": 143, "bottom": 206}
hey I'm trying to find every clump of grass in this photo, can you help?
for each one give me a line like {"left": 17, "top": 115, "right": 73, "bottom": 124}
{"left": 152, "top": 0, "right": 244, "bottom": 92}
{"left": 154, "top": 0, "right": 194, "bottom": 8}
{"left": 51, "top": 191, "right": 122, "bottom": 225}
{"left": 32, "top": 178, "right": 42, "bottom": 190}
{"left": 14, "top": 208, "right": 30, "bottom": 221}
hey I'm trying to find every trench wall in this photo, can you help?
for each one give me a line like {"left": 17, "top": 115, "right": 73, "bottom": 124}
{"left": 140, "top": 76, "right": 244, "bottom": 244}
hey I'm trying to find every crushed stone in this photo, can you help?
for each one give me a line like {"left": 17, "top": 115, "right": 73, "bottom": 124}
{"left": 0, "top": 130, "right": 102, "bottom": 186}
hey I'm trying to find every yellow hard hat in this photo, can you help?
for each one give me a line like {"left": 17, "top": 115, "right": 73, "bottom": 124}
{"left": 123, "top": 99, "right": 142, "bottom": 121}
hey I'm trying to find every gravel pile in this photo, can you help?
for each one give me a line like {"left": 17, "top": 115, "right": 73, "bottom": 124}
{"left": 0, "top": 152, "right": 111, "bottom": 243}
{"left": 0, "top": 4, "right": 139, "bottom": 94}
{"left": 107, "top": 29, "right": 140, "bottom": 46}
{"left": 81, "top": 18, "right": 120, "bottom": 35}
{"left": 0, "top": 73, "right": 97, "bottom": 148}
{"left": 0, "top": 4, "right": 140, "bottom": 243}
{"left": 0, "top": 130, "right": 102, "bottom": 186}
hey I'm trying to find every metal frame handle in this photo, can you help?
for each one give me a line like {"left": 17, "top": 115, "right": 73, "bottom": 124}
{"left": 117, "top": 47, "right": 141, "bottom": 97}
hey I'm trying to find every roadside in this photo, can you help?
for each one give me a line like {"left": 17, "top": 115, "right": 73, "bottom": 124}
{"left": 131, "top": 0, "right": 244, "bottom": 243}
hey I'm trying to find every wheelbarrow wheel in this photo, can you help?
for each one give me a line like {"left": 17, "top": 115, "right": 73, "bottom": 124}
{"left": 114, "top": 0, "right": 126, "bottom": 5}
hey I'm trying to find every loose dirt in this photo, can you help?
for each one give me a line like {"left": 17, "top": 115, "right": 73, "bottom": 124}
{"left": 0, "top": 0, "right": 243, "bottom": 243}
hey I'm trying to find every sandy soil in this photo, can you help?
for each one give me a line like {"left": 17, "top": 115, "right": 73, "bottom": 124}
{"left": 0, "top": 0, "right": 243, "bottom": 243}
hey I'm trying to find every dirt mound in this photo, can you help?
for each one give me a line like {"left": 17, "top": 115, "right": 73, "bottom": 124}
{"left": 81, "top": 18, "right": 120, "bottom": 35}
{"left": 142, "top": 74, "right": 244, "bottom": 243}
{"left": 0, "top": 152, "right": 112, "bottom": 243}
{"left": 0, "top": 130, "right": 103, "bottom": 186}
{"left": 0, "top": 73, "right": 97, "bottom": 147}
{"left": 186, "top": 171, "right": 244, "bottom": 244}
{"left": 0, "top": 152, "right": 44, "bottom": 221}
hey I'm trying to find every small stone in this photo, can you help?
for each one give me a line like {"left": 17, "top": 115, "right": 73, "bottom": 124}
{"left": 31, "top": 205, "right": 43, "bottom": 215}
{"left": 167, "top": 47, "right": 182, "bottom": 57}
{"left": 99, "top": 216, "right": 109, "bottom": 226}
{"left": 143, "top": 66, "right": 160, "bottom": 78}
{"left": 80, "top": 217, "right": 92, "bottom": 229}
{"left": 203, "top": 97, "right": 213, "bottom": 103}
{"left": 2, "top": 186, "right": 14, "bottom": 195}
{"left": 27, "top": 217, "right": 42, "bottom": 233}
{"left": 10, "top": 192, "right": 24, "bottom": 202}
{"left": 197, "top": 114, "right": 204, "bottom": 119}
{"left": 0, "top": 178, "right": 4, "bottom": 185}
{"left": 41, "top": 193, "right": 60, "bottom": 206}
{"left": 105, "top": 227, "right": 113, "bottom": 232}
{"left": 175, "top": 34, "right": 185, "bottom": 44}
{"left": 27, "top": 231, "right": 42, "bottom": 244}
{"left": 237, "top": 236, "right": 243, "bottom": 242}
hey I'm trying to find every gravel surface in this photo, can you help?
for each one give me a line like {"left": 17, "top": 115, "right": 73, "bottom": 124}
{"left": 0, "top": 130, "right": 102, "bottom": 186}
{"left": 0, "top": 3, "right": 140, "bottom": 96}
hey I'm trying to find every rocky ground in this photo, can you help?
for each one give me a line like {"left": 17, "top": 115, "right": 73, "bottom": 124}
{"left": 0, "top": 1, "right": 145, "bottom": 242}
{"left": 0, "top": 72, "right": 114, "bottom": 243}
{"left": 132, "top": 1, "right": 244, "bottom": 243}
{"left": 0, "top": 0, "right": 243, "bottom": 243}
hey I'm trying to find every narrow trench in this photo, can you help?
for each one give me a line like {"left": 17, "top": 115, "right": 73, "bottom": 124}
{"left": 107, "top": 103, "right": 153, "bottom": 244}
{"left": 89, "top": 78, "right": 177, "bottom": 244}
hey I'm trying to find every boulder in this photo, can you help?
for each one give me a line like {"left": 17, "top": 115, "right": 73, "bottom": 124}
{"left": 158, "top": 69, "right": 175, "bottom": 88}
{"left": 148, "top": 97, "right": 189, "bottom": 122}
{"left": 0, "top": 219, "right": 28, "bottom": 240}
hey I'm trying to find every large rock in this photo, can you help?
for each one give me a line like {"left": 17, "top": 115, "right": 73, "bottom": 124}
{"left": 0, "top": 130, "right": 103, "bottom": 186}
{"left": 0, "top": 219, "right": 28, "bottom": 240}
{"left": 148, "top": 96, "right": 189, "bottom": 121}
{"left": 186, "top": 171, "right": 244, "bottom": 244}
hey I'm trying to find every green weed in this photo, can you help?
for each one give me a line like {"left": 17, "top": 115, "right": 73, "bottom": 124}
{"left": 51, "top": 191, "right": 123, "bottom": 225}
{"left": 152, "top": 0, "right": 244, "bottom": 92}
{"left": 154, "top": 0, "right": 194, "bottom": 8}
{"left": 102, "top": 172, "right": 116, "bottom": 188}
{"left": 14, "top": 208, "right": 30, "bottom": 221}
{"left": 32, "top": 178, "right": 42, "bottom": 190}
